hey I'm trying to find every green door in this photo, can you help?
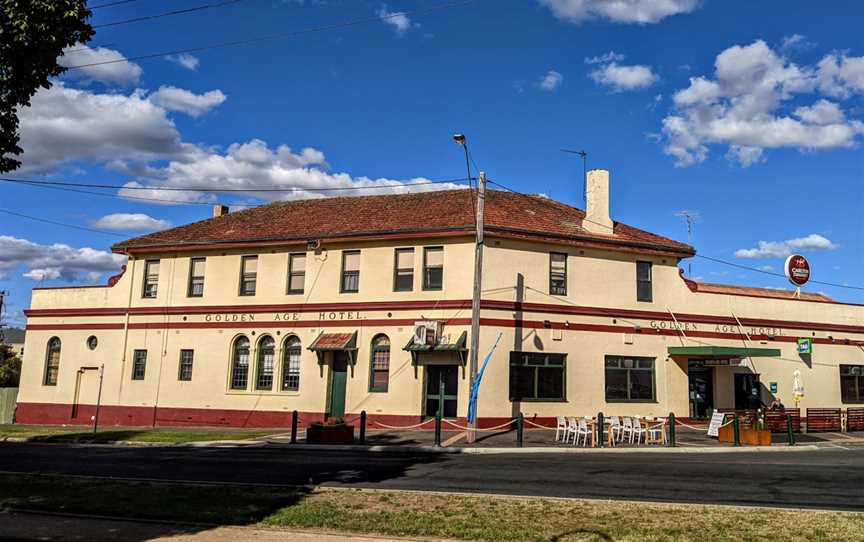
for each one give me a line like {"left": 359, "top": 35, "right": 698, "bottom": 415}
{"left": 425, "top": 365, "right": 458, "bottom": 418}
{"left": 329, "top": 352, "right": 348, "bottom": 418}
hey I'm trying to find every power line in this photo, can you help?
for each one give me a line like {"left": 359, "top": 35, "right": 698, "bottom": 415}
{"left": 94, "top": 0, "right": 242, "bottom": 29}
{"left": 0, "top": 209, "right": 125, "bottom": 237}
{"left": 63, "top": 43, "right": 118, "bottom": 53}
{"left": 4, "top": 180, "right": 217, "bottom": 206}
{"left": 89, "top": 0, "right": 147, "bottom": 9}
{"left": 67, "top": 0, "right": 480, "bottom": 70}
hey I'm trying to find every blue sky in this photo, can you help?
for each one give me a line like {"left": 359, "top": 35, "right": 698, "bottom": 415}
{"left": 2, "top": 0, "right": 863, "bottom": 325}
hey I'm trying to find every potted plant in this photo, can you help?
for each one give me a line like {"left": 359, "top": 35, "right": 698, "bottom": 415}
{"left": 739, "top": 410, "right": 772, "bottom": 446}
{"left": 306, "top": 418, "right": 354, "bottom": 445}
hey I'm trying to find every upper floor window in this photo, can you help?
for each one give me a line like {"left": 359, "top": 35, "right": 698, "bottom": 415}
{"left": 282, "top": 336, "right": 302, "bottom": 392}
{"left": 287, "top": 253, "right": 306, "bottom": 295}
{"left": 178, "top": 349, "right": 194, "bottom": 381}
{"left": 239, "top": 256, "right": 257, "bottom": 296}
{"left": 636, "top": 261, "right": 653, "bottom": 302}
{"left": 605, "top": 356, "right": 655, "bottom": 402}
{"left": 423, "top": 247, "right": 444, "bottom": 291}
{"left": 394, "top": 248, "right": 414, "bottom": 292}
{"left": 142, "top": 260, "right": 160, "bottom": 298}
{"left": 841, "top": 365, "right": 864, "bottom": 404}
{"left": 369, "top": 334, "right": 390, "bottom": 392}
{"left": 230, "top": 336, "right": 250, "bottom": 390}
{"left": 187, "top": 258, "right": 206, "bottom": 297}
{"left": 43, "top": 337, "right": 61, "bottom": 386}
{"left": 132, "top": 350, "right": 147, "bottom": 380}
{"left": 550, "top": 252, "right": 567, "bottom": 296}
{"left": 341, "top": 250, "right": 360, "bottom": 293}
{"left": 256, "top": 336, "right": 275, "bottom": 391}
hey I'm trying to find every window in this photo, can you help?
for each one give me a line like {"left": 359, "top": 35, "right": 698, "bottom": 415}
{"left": 423, "top": 247, "right": 444, "bottom": 291}
{"left": 132, "top": 350, "right": 147, "bottom": 380}
{"left": 840, "top": 365, "right": 864, "bottom": 404}
{"left": 393, "top": 248, "right": 414, "bottom": 292}
{"left": 509, "top": 352, "right": 566, "bottom": 401}
{"left": 282, "top": 336, "right": 301, "bottom": 391}
{"left": 550, "top": 252, "right": 567, "bottom": 295}
{"left": 230, "top": 336, "right": 250, "bottom": 390}
{"left": 188, "top": 258, "right": 206, "bottom": 297}
{"left": 239, "top": 256, "right": 258, "bottom": 296}
{"left": 636, "top": 261, "right": 653, "bottom": 302}
{"left": 341, "top": 250, "right": 360, "bottom": 293}
{"left": 369, "top": 335, "right": 390, "bottom": 392}
{"left": 287, "top": 253, "right": 306, "bottom": 294}
{"left": 256, "top": 336, "right": 275, "bottom": 390}
{"left": 178, "top": 349, "right": 194, "bottom": 381}
{"left": 605, "top": 356, "right": 655, "bottom": 402}
{"left": 142, "top": 260, "right": 160, "bottom": 298}
{"left": 43, "top": 337, "right": 61, "bottom": 386}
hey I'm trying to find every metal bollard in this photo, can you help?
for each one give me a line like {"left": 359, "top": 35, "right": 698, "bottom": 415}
{"left": 733, "top": 415, "right": 741, "bottom": 447}
{"left": 360, "top": 410, "right": 367, "bottom": 445}
{"left": 434, "top": 410, "right": 442, "bottom": 447}
{"left": 290, "top": 410, "right": 298, "bottom": 444}
{"left": 786, "top": 414, "right": 795, "bottom": 446}
{"left": 597, "top": 412, "right": 604, "bottom": 448}
{"left": 668, "top": 412, "right": 676, "bottom": 447}
{"left": 516, "top": 413, "right": 524, "bottom": 448}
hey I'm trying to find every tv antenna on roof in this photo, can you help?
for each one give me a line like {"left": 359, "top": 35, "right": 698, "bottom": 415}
{"left": 674, "top": 211, "right": 700, "bottom": 277}
{"left": 560, "top": 149, "right": 587, "bottom": 207}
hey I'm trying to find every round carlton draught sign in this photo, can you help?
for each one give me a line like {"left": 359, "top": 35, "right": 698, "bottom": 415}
{"left": 784, "top": 254, "right": 811, "bottom": 287}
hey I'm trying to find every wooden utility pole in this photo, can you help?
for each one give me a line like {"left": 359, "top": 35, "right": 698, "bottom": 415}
{"left": 467, "top": 171, "right": 486, "bottom": 443}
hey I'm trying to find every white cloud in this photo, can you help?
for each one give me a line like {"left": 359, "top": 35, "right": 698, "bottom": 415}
{"left": 0, "top": 236, "right": 125, "bottom": 282}
{"left": 661, "top": 40, "right": 864, "bottom": 167}
{"left": 539, "top": 70, "right": 563, "bottom": 91}
{"left": 538, "top": 0, "right": 698, "bottom": 24}
{"left": 780, "top": 34, "right": 814, "bottom": 53}
{"left": 91, "top": 213, "right": 171, "bottom": 232}
{"left": 378, "top": 5, "right": 411, "bottom": 35}
{"left": 166, "top": 53, "right": 200, "bottom": 71}
{"left": 589, "top": 62, "right": 658, "bottom": 91}
{"left": 734, "top": 234, "right": 838, "bottom": 259}
{"left": 148, "top": 86, "right": 227, "bottom": 117}
{"left": 59, "top": 44, "right": 142, "bottom": 86}
{"left": 584, "top": 51, "right": 625, "bottom": 65}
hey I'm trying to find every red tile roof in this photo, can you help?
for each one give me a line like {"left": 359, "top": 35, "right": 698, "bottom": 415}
{"left": 309, "top": 332, "right": 357, "bottom": 351}
{"left": 691, "top": 281, "right": 833, "bottom": 302}
{"left": 112, "top": 189, "right": 694, "bottom": 257}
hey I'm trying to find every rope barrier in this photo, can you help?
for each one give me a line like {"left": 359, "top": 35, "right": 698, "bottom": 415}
{"left": 441, "top": 418, "right": 517, "bottom": 432}
{"left": 673, "top": 417, "right": 736, "bottom": 432}
{"left": 523, "top": 419, "right": 557, "bottom": 430}
{"left": 371, "top": 419, "right": 436, "bottom": 430}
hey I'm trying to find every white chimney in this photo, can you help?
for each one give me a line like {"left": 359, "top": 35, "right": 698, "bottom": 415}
{"left": 213, "top": 204, "right": 230, "bottom": 218}
{"left": 584, "top": 169, "right": 613, "bottom": 234}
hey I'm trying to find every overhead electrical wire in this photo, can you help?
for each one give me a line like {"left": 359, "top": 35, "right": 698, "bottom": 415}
{"left": 89, "top": 0, "right": 148, "bottom": 9}
{"left": 66, "top": 0, "right": 480, "bottom": 70}
{"left": 0, "top": 208, "right": 125, "bottom": 237}
{"left": 94, "top": 0, "right": 242, "bottom": 29}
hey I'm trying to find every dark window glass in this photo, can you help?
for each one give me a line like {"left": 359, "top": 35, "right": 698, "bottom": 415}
{"left": 636, "top": 261, "right": 653, "bottom": 302}
{"left": 188, "top": 258, "right": 205, "bottom": 297}
{"left": 231, "top": 337, "right": 250, "bottom": 390}
{"left": 239, "top": 256, "right": 257, "bottom": 296}
{"left": 282, "top": 336, "right": 301, "bottom": 391}
{"left": 550, "top": 252, "right": 567, "bottom": 295}
{"left": 423, "top": 247, "right": 443, "bottom": 291}
{"left": 287, "top": 253, "right": 306, "bottom": 294}
{"left": 43, "top": 337, "right": 61, "bottom": 386}
{"left": 178, "top": 349, "right": 194, "bottom": 381}
{"left": 394, "top": 248, "right": 414, "bottom": 292}
{"left": 605, "top": 356, "right": 656, "bottom": 402}
{"left": 341, "top": 251, "right": 360, "bottom": 293}
{"left": 508, "top": 352, "right": 566, "bottom": 401}
{"left": 840, "top": 365, "right": 864, "bottom": 403}
{"left": 369, "top": 335, "right": 390, "bottom": 392}
{"left": 256, "top": 336, "right": 275, "bottom": 390}
{"left": 143, "top": 260, "right": 160, "bottom": 298}
{"left": 132, "top": 350, "right": 147, "bottom": 380}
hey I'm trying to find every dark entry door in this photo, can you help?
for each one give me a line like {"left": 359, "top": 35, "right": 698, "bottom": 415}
{"left": 688, "top": 362, "right": 714, "bottom": 419}
{"left": 425, "top": 365, "right": 458, "bottom": 418}
{"left": 735, "top": 373, "right": 761, "bottom": 410}
{"left": 329, "top": 352, "right": 349, "bottom": 418}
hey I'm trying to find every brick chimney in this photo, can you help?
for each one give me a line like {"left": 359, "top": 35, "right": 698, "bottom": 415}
{"left": 213, "top": 204, "right": 230, "bottom": 218}
{"left": 584, "top": 169, "right": 613, "bottom": 234}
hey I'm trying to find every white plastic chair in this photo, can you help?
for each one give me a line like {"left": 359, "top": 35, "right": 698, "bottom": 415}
{"left": 565, "top": 417, "right": 579, "bottom": 444}
{"left": 647, "top": 419, "right": 665, "bottom": 445}
{"left": 575, "top": 418, "right": 592, "bottom": 447}
{"left": 621, "top": 417, "right": 633, "bottom": 443}
{"left": 609, "top": 416, "right": 622, "bottom": 444}
{"left": 555, "top": 416, "right": 567, "bottom": 442}
{"left": 631, "top": 417, "right": 647, "bottom": 445}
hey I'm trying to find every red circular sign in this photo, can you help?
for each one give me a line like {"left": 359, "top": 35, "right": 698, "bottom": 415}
{"left": 784, "top": 254, "right": 810, "bottom": 286}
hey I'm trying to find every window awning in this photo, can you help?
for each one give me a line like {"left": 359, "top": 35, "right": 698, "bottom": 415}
{"left": 667, "top": 346, "right": 781, "bottom": 358}
{"left": 308, "top": 331, "right": 358, "bottom": 352}
{"left": 404, "top": 331, "right": 468, "bottom": 366}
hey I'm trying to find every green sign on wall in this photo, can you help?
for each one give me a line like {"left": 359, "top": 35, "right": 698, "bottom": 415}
{"left": 797, "top": 338, "right": 813, "bottom": 355}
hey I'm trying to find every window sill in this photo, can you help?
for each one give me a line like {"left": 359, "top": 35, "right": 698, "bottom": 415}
{"left": 368, "top": 389, "right": 389, "bottom": 393}
{"left": 510, "top": 398, "right": 567, "bottom": 403}
{"left": 605, "top": 399, "right": 659, "bottom": 404}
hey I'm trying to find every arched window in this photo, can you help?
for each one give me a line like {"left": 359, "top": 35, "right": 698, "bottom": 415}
{"left": 369, "top": 334, "right": 390, "bottom": 392}
{"left": 281, "top": 336, "right": 302, "bottom": 392}
{"left": 256, "top": 336, "right": 275, "bottom": 390}
{"left": 230, "top": 336, "right": 250, "bottom": 390}
{"left": 43, "top": 337, "right": 61, "bottom": 386}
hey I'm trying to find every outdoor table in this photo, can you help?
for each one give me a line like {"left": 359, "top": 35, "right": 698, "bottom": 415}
{"left": 587, "top": 419, "right": 615, "bottom": 448}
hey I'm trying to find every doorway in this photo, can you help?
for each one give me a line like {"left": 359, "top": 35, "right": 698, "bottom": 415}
{"left": 328, "top": 352, "right": 349, "bottom": 418}
{"left": 425, "top": 365, "right": 458, "bottom": 418}
{"left": 687, "top": 361, "right": 714, "bottom": 419}
{"left": 734, "top": 373, "right": 761, "bottom": 409}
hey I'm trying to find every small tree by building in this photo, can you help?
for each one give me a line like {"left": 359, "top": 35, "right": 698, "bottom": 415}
{"left": 0, "top": 343, "right": 21, "bottom": 387}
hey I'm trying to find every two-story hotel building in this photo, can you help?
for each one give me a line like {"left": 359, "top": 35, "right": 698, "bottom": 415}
{"left": 16, "top": 170, "right": 864, "bottom": 427}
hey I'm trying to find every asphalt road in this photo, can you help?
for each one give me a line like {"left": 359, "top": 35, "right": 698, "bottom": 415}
{"left": 1, "top": 443, "right": 863, "bottom": 511}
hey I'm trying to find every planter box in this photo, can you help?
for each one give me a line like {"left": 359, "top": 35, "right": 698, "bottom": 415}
{"left": 307, "top": 424, "right": 354, "bottom": 445}
{"left": 718, "top": 425, "right": 772, "bottom": 446}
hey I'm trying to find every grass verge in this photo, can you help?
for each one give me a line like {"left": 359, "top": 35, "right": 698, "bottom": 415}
{"left": 0, "top": 424, "right": 273, "bottom": 443}
{"left": 1, "top": 473, "right": 863, "bottom": 541}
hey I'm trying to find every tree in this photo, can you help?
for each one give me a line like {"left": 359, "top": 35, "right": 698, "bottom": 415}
{"left": 0, "top": 343, "right": 21, "bottom": 387}
{"left": 1, "top": 1, "right": 93, "bottom": 172}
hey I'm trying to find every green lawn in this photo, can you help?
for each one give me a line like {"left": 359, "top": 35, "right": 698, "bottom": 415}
{"left": 1, "top": 473, "right": 862, "bottom": 541}
{"left": 0, "top": 424, "right": 274, "bottom": 443}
